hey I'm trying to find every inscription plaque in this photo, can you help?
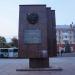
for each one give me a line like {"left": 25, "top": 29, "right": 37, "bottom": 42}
{"left": 24, "top": 29, "right": 41, "bottom": 44}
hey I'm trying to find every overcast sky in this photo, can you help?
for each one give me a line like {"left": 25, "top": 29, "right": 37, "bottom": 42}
{"left": 0, "top": 0, "right": 75, "bottom": 39}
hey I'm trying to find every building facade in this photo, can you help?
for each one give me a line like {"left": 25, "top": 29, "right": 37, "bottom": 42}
{"left": 56, "top": 23, "right": 75, "bottom": 53}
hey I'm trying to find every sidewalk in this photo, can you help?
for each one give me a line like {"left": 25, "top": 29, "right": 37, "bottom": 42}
{"left": 57, "top": 52, "right": 75, "bottom": 57}
{"left": 0, "top": 57, "right": 75, "bottom": 75}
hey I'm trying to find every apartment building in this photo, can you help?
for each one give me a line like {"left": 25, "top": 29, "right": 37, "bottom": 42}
{"left": 56, "top": 23, "right": 75, "bottom": 52}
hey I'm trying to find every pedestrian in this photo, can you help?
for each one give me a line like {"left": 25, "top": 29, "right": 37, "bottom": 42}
{"left": 61, "top": 49, "right": 64, "bottom": 56}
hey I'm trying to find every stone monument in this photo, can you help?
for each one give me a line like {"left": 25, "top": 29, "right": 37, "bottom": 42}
{"left": 18, "top": 5, "right": 57, "bottom": 69}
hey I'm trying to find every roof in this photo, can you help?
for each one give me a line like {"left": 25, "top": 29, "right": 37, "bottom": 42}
{"left": 56, "top": 25, "right": 70, "bottom": 29}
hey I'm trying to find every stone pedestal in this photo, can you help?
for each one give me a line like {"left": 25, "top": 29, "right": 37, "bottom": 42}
{"left": 29, "top": 58, "right": 49, "bottom": 68}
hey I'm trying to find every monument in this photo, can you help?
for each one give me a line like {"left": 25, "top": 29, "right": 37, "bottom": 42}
{"left": 18, "top": 5, "right": 57, "bottom": 69}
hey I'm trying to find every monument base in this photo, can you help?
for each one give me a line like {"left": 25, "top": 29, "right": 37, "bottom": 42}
{"left": 16, "top": 58, "right": 63, "bottom": 71}
{"left": 16, "top": 67, "right": 62, "bottom": 71}
{"left": 29, "top": 58, "right": 49, "bottom": 68}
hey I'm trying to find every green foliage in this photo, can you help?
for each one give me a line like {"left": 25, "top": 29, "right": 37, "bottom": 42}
{"left": 10, "top": 37, "right": 18, "bottom": 48}
{"left": 0, "top": 36, "right": 18, "bottom": 48}
{"left": 0, "top": 36, "right": 6, "bottom": 48}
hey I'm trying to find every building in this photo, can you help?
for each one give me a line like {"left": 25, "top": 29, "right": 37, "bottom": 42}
{"left": 56, "top": 23, "right": 75, "bottom": 53}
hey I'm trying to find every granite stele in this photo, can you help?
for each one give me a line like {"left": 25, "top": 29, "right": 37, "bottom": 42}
{"left": 18, "top": 5, "right": 57, "bottom": 69}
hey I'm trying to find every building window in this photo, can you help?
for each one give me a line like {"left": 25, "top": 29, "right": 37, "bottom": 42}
{"left": 59, "top": 36, "right": 61, "bottom": 39}
{"left": 65, "top": 36, "right": 67, "bottom": 38}
{"left": 70, "top": 41, "right": 72, "bottom": 44}
{"left": 70, "top": 36, "right": 72, "bottom": 39}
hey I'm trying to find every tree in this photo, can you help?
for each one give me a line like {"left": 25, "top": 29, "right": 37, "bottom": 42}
{"left": 10, "top": 37, "right": 18, "bottom": 48}
{"left": 0, "top": 36, "right": 6, "bottom": 48}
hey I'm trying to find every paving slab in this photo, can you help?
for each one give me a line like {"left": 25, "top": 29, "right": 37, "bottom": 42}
{"left": 0, "top": 57, "right": 75, "bottom": 75}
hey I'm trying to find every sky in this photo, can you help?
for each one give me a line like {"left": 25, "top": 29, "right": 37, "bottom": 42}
{"left": 0, "top": 0, "right": 75, "bottom": 41}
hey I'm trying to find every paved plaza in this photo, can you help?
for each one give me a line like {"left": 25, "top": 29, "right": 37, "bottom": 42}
{"left": 0, "top": 57, "right": 75, "bottom": 75}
